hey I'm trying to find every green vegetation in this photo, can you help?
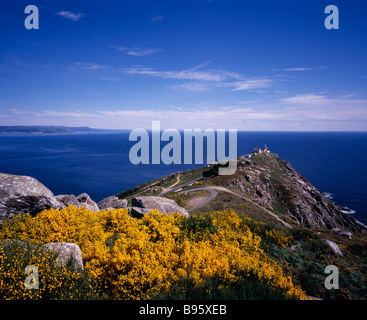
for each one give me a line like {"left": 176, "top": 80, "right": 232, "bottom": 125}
{"left": 111, "top": 151, "right": 367, "bottom": 300}
{"left": 116, "top": 172, "right": 180, "bottom": 201}
{"left": 164, "top": 190, "right": 211, "bottom": 209}
{"left": 150, "top": 274, "right": 296, "bottom": 300}
{"left": 191, "top": 191, "right": 288, "bottom": 228}
{"left": 0, "top": 241, "right": 98, "bottom": 300}
{"left": 179, "top": 166, "right": 208, "bottom": 184}
{"left": 0, "top": 208, "right": 306, "bottom": 300}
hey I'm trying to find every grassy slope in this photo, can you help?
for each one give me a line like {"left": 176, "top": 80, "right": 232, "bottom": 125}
{"left": 115, "top": 159, "right": 367, "bottom": 300}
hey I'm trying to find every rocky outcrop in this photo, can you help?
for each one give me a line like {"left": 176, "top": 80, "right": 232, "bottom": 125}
{"left": 75, "top": 193, "right": 99, "bottom": 212}
{"left": 322, "top": 239, "right": 343, "bottom": 256}
{"left": 1, "top": 240, "right": 84, "bottom": 270}
{"left": 43, "top": 242, "right": 84, "bottom": 270}
{"left": 0, "top": 173, "right": 107, "bottom": 223}
{"left": 56, "top": 193, "right": 99, "bottom": 212}
{"left": 130, "top": 207, "right": 155, "bottom": 217}
{"left": 0, "top": 173, "right": 64, "bottom": 223}
{"left": 130, "top": 196, "right": 189, "bottom": 218}
{"left": 338, "top": 231, "right": 353, "bottom": 239}
{"left": 229, "top": 153, "right": 367, "bottom": 232}
{"left": 55, "top": 194, "right": 80, "bottom": 207}
{"left": 98, "top": 196, "right": 128, "bottom": 210}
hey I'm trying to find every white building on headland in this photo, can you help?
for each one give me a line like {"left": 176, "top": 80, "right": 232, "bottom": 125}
{"left": 253, "top": 144, "right": 270, "bottom": 154}
{"left": 242, "top": 145, "right": 270, "bottom": 159}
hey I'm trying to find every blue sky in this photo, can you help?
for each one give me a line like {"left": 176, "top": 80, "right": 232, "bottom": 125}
{"left": 1, "top": 0, "right": 367, "bottom": 130}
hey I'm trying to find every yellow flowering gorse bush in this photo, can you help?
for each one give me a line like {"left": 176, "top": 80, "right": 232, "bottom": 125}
{"left": 0, "top": 206, "right": 306, "bottom": 300}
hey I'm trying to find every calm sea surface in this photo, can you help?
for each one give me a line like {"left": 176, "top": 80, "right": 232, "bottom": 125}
{"left": 0, "top": 131, "right": 366, "bottom": 224}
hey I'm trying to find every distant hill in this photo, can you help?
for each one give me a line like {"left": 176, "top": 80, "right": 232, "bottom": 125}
{"left": 116, "top": 151, "right": 367, "bottom": 232}
{"left": 0, "top": 126, "right": 97, "bottom": 134}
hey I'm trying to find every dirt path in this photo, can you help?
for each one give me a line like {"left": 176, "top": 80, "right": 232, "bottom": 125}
{"left": 177, "top": 188, "right": 218, "bottom": 212}
{"left": 186, "top": 196, "right": 211, "bottom": 210}
{"left": 159, "top": 175, "right": 181, "bottom": 196}
{"left": 159, "top": 177, "right": 203, "bottom": 196}
{"left": 177, "top": 185, "right": 293, "bottom": 228}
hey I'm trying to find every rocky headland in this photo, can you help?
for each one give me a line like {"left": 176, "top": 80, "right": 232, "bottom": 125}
{"left": 1, "top": 150, "right": 366, "bottom": 233}
{"left": 1, "top": 150, "right": 367, "bottom": 300}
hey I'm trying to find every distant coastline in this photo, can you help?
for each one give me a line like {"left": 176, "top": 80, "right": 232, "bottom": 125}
{"left": 0, "top": 126, "right": 127, "bottom": 134}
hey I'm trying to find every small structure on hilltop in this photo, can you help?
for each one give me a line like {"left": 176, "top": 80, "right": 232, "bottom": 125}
{"left": 243, "top": 145, "right": 270, "bottom": 159}
{"left": 253, "top": 144, "right": 270, "bottom": 154}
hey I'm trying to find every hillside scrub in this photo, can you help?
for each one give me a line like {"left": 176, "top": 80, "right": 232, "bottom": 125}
{"left": 0, "top": 207, "right": 306, "bottom": 300}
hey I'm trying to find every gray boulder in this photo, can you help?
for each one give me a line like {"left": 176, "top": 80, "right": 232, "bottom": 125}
{"left": 98, "top": 196, "right": 128, "bottom": 210}
{"left": 322, "top": 239, "right": 343, "bottom": 256}
{"left": 56, "top": 193, "right": 100, "bottom": 212}
{"left": 75, "top": 193, "right": 99, "bottom": 212}
{"left": 130, "top": 207, "right": 154, "bottom": 218}
{"left": 43, "top": 242, "right": 84, "bottom": 270}
{"left": 0, "top": 173, "right": 64, "bottom": 223}
{"left": 1, "top": 240, "right": 84, "bottom": 270}
{"left": 338, "top": 231, "right": 353, "bottom": 239}
{"left": 55, "top": 194, "right": 80, "bottom": 207}
{"left": 131, "top": 196, "right": 189, "bottom": 218}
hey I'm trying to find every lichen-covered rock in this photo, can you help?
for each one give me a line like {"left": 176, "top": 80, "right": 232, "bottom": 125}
{"left": 322, "top": 239, "right": 343, "bottom": 256}
{"left": 43, "top": 242, "right": 84, "bottom": 270}
{"left": 55, "top": 194, "right": 80, "bottom": 207}
{"left": 338, "top": 231, "right": 353, "bottom": 239}
{"left": 56, "top": 193, "right": 100, "bottom": 212}
{"left": 130, "top": 206, "right": 154, "bottom": 218}
{"left": 75, "top": 193, "right": 99, "bottom": 212}
{"left": 98, "top": 196, "right": 128, "bottom": 210}
{"left": 0, "top": 173, "right": 64, "bottom": 223}
{"left": 132, "top": 196, "right": 189, "bottom": 218}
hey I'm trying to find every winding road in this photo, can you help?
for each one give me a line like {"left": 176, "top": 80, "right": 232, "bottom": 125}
{"left": 159, "top": 177, "right": 204, "bottom": 196}
{"left": 159, "top": 177, "right": 292, "bottom": 229}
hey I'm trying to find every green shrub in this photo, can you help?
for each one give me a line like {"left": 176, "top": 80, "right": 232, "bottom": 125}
{"left": 0, "top": 240, "right": 98, "bottom": 300}
{"left": 149, "top": 273, "right": 295, "bottom": 300}
{"left": 347, "top": 243, "right": 367, "bottom": 257}
{"left": 179, "top": 212, "right": 218, "bottom": 239}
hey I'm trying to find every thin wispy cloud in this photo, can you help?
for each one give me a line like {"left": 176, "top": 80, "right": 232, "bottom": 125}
{"left": 120, "top": 66, "right": 241, "bottom": 82}
{"left": 8, "top": 94, "right": 367, "bottom": 131}
{"left": 170, "top": 82, "right": 212, "bottom": 92}
{"left": 72, "top": 60, "right": 273, "bottom": 92}
{"left": 10, "top": 109, "right": 96, "bottom": 119}
{"left": 279, "top": 94, "right": 367, "bottom": 122}
{"left": 73, "top": 62, "right": 109, "bottom": 70}
{"left": 230, "top": 79, "right": 273, "bottom": 91}
{"left": 151, "top": 15, "right": 165, "bottom": 22}
{"left": 279, "top": 93, "right": 367, "bottom": 106}
{"left": 171, "top": 78, "right": 273, "bottom": 92}
{"left": 56, "top": 11, "right": 86, "bottom": 22}
{"left": 113, "top": 46, "right": 163, "bottom": 57}
{"left": 272, "top": 67, "right": 313, "bottom": 72}
{"left": 190, "top": 61, "right": 212, "bottom": 70}
{"left": 272, "top": 66, "right": 327, "bottom": 72}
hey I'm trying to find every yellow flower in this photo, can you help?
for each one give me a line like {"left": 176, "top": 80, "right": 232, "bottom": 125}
{"left": 0, "top": 207, "right": 306, "bottom": 300}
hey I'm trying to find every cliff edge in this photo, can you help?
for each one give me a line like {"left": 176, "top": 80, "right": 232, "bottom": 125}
{"left": 222, "top": 151, "right": 366, "bottom": 232}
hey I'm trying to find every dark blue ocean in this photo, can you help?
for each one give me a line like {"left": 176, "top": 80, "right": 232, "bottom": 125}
{"left": 0, "top": 131, "right": 366, "bottom": 225}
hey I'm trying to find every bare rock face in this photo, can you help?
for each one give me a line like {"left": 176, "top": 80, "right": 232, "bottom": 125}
{"left": 75, "top": 193, "right": 100, "bottom": 212}
{"left": 43, "top": 242, "right": 84, "bottom": 270}
{"left": 55, "top": 194, "right": 80, "bottom": 207}
{"left": 230, "top": 153, "right": 367, "bottom": 232}
{"left": 131, "top": 196, "right": 189, "bottom": 218}
{"left": 0, "top": 173, "right": 64, "bottom": 223}
{"left": 130, "top": 207, "right": 154, "bottom": 217}
{"left": 98, "top": 196, "right": 128, "bottom": 210}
